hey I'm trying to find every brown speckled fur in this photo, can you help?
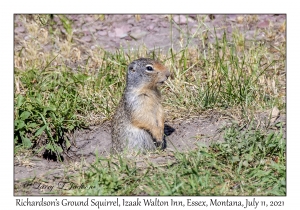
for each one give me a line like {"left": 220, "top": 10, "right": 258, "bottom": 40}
{"left": 111, "top": 58, "right": 170, "bottom": 153}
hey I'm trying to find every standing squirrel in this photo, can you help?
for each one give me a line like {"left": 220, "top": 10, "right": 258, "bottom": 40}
{"left": 111, "top": 58, "right": 170, "bottom": 153}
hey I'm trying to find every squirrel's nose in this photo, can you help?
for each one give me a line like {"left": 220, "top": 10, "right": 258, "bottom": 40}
{"left": 165, "top": 70, "right": 170, "bottom": 78}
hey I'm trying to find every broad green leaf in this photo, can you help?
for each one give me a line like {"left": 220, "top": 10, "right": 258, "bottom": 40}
{"left": 67, "top": 124, "right": 74, "bottom": 130}
{"left": 27, "top": 123, "right": 38, "bottom": 128}
{"left": 45, "top": 143, "right": 54, "bottom": 151}
{"left": 14, "top": 120, "right": 19, "bottom": 127}
{"left": 16, "top": 95, "right": 24, "bottom": 108}
{"left": 22, "top": 137, "right": 32, "bottom": 149}
{"left": 65, "top": 138, "right": 71, "bottom": 149}
{"left": 55, "top": 145, "right": 63, "bottom": 153}
{"left": 20, "top": 111, "right": 31, "bottom": 120}
{"left": 34, "top": 125, "right": 47, "bottom": 137}
{"left": 16, "top": 121, "right": 26, "bottom": 130}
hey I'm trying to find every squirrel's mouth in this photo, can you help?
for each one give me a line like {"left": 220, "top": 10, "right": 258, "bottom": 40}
{"left": 157, "top": 81, "right": 166, "bottom": 86}
{"left": 157, "top": 78, "right": 168, "bottom": 85}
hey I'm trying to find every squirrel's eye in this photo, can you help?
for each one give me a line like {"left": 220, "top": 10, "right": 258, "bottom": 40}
{"left": 146, "top": 66, "right": 153, "bottom": 71}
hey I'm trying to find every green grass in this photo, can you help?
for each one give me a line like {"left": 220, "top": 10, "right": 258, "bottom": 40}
{"left": 63, "top": 123, "right": 285, "bottom": 196}
{"left": 14, "top": 14, "right": 286, "bottom": 195}
{"left": 14, "top": 48, "right": 151, "bottom": 157}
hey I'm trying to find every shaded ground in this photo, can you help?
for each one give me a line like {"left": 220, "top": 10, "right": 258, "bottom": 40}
{"left": 14, "top": 14, "right": 286, "bottom": 195}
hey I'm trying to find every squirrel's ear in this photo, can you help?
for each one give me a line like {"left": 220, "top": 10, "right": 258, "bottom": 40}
{"left": 128, "top": 63, "right": 136, "bottom": 73}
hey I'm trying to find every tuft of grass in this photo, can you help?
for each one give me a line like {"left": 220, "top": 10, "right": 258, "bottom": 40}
{"left": 164, "top": 30, "right": 285, "bottom": 118}
{"left": 14, "top": 51, "right": 130, "bottom": 157}
{"left": 14, "top": 68, "right": 89, "bottom": 158}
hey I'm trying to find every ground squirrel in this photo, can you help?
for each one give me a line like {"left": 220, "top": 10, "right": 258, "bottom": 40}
{"left": 111, "top": 58, "right": 170, "bottom": 153}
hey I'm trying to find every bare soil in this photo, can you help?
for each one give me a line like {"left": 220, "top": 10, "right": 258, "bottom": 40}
{"left": 14, "top": 114, "right": 225, "bottom": 192}
{"left": 14, "top": 14, "right": 286, "bottom": 195}
{"left": 14, "top": 112, "right": 285, "bottom": 195}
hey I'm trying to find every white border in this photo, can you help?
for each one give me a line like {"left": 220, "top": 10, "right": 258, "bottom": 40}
{"left": 3, "top": 0, "right": 297, "bottom": 209}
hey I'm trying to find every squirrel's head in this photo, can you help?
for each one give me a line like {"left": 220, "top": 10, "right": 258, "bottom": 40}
{"left": 126, "top": 58, "right": 170, "bottom": 89}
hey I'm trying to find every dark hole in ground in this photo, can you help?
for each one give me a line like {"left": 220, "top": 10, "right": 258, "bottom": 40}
{"left": 42, "top": 149, "right": 64, "bottom": 162}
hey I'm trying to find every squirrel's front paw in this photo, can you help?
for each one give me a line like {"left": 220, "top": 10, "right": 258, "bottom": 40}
{"left": 153, "top": 135, "right": 163, "bottom": 144}
{"left": 153, "top": 137, "right": 166, "bottom": 149}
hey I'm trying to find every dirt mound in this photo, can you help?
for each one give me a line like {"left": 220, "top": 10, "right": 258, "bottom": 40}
{"left": 14, "top": 110, "right": 286, "bottom": 195}
{"left": 14, "top": 115, "right": 228, "bottom": 195}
